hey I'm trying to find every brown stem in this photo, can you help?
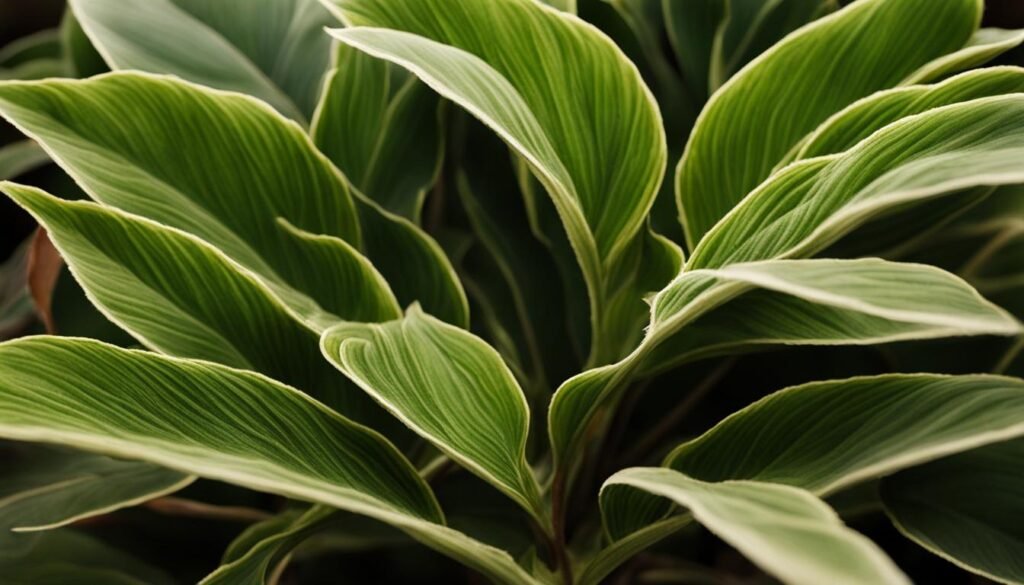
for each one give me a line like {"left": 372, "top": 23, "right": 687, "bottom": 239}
{"left": 618, "top": 358, "right": 735, "bottom": 466}
{"left": 143, "top": 496, "right": 272, "bottom": 523}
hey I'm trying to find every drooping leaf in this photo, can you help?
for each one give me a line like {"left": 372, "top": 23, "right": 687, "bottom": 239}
{"left": 881, "top": 438, "right": 1024, "bottom": 584}
{"left": 322, "top": 305, "right": 545, "bottom": 525}
{"left": 312, "top": 44, "right": 444, "bottom": 222}
{"left": 602, "top": 468, "right": 908, "bottom": 585}
{"left": 0, "top": 73, "right": 466, "bottom": 326}
{"left": 795, "top": 67, "right": 1024, "bottom": 162}
{"left": 0, "top": 445, "right": 192, "bottom": 533}
{"left": 323, "top": 0, "right": 674, "bottom": 363}
{"left": 903, "top": 28, "right": 1024, "bottom": 85}
{"left": 690, "top": 95, "right": 1024, "bottom": 270}
{"left": 548, "top": 259, "right": 1020, "bottom": 466}
{"left": 1, "top": 183, "right": 390, "bottom": 424}
{"left": 677, "top": 0, "right": 981, "bottom": 246}
{"left": 0, "top": 336, "right": 540, "bottom": 585}
{"left": 69, "top": 0, "right": 334, "bottom": 122}
{"left": 201, "top": 506, "right": 337, "bottom": 585}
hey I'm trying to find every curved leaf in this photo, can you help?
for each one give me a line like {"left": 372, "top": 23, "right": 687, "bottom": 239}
{"left": 690, "top": 95, "right": 1024, "bottom": 269}
{"left": 796, "top": 67, "right": 1024, "bottom": 162}
{"left": 0, "top": 140, "right": 49, "bottom": 181}
{"left": 0, "top": 73, "right": 466, "bottom": 326}
{"left": 1, "top": 530, "right": 174, "bottom": 585}
{"left": 677, "top": 0, "right": 981, "bottom": 246}
{"left": 322, "top": 305, "right": 545, "bottom": 525}
{"left": 323, "top": 0, "right": 672, "bottom": 363}
{"left": 881, "top": 438, "right": 1024, "bottom": 584}
{"left": 70, "top": 0, "right": 334, "bottom": 122}
{"left": 312, "top": 44, "right": 444, "bottom": 221}
{"left": 0, "top": 336, "right": 541, "bottom": 585}
{"left": 903, "top": 28, "right": 1024, "bottom": 85}
{"left": 548, "top": 258, "right": 1019, "bottom": 464}
{"left": 0, "top": 446, "right": 192, "bottom": 533}
{"left": 602, "top": 468, "right": 908, "bottom": 585}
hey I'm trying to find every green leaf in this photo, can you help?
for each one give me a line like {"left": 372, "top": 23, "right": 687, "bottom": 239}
{"left": 0, "top": 445, "right": 192, "bottom": 533}
{"left": 0, "top": 336, "right": 540, "bottom": 585}
{"left": 666, "top": 375, "right": 1024, "bottom": 494}
{"left": 689, "top": 95, "right": 1024, "bottom": 270}
{"left": 323, "top": 0, "right": 672, "bottom": 363}
{"left": 60, "top": 10, "right": 107, "bottom": 78}
{"left": 677, "top": 0, "right": 981, "bottom": 246}
{"left": 312, "top": 44, "right": 444, "bottom": 222}
{"left": 881, "top": 439, "right": 1024, "bottom": 584}
{"left": 0, "top": 73, "right": 466, "bottom": 327}
{"left": 548, "top": 258, "right": 1020, "bottom": 465}
{"left": 1, "top": 183, "right": 388, "bottom": 423}
{"left": 69, "top": 0, "right": 334, "bottom": 122}
{"left": 0, "top": 140, "right": 49, "bottom": 181}
{"left": 794, "top": 67, "right": 1024, "bottom": 163}
{"left": 903, "top": 28, "right": 1024, "bottom": 85}
{"left": 0, "top": 30, "right": 62, "bottom": 68}
{"left": 602, "top": 468, "right": 908, "bottom": 585}
{"left": 201, "top": 506, "right": 336, "bottom": 585}
{"left": 664, "top": 0, "right": 725, "bottom": 102}
{"left": 321, "top": 305, "right": 545, "bottom": 525}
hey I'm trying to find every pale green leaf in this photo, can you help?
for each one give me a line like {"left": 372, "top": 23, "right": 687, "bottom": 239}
{"left": 677, "top": 0, "right": 981, "bottom": 246}
{"left": 0, "top": 446, "right": 192, "bottom": 533}
{"left": 321, "top": 305, "right": 545, "bottom": 525}
{"left": 0, "top": 140, "right": 49, "bottom": 181}
{"left": 0, "top": 73, "right": 466, "bottom": 326}
{"left": 690, "top": 95, "right": 1024, "bottom": 270}
{"left": 795, "top": 67, "right": 1024, "bottom": 163}
{"left": 201, "top": 506, "right": 336, "bottom": 585}
{"left": 70, "top": 0, "right": 334, "bottom": 122}
{"left": 311, "top": 43, "right": 443, "bottom": 221}
{"left": 881, "top": 439, "right": 1024, "bottom": 584}
{"left": 903, "top": 28, "right": 1024, "bottom": 85}
{"left": 548, "top": 258, "right": 1019, "bottom": 465}
{"left": 602, "top": 468, "right": 908, "bottom": 585}
{"left": 323, "top": 0, "right": 672, "bottom": 363}
{"left": 0, "top": 336, "right": 540, "bottom": 585}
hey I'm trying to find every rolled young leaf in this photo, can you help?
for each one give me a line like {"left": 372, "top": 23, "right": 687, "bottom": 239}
{"left": 0, "top": 336, "right": 541, "bottom": 585}
{"left": 0, "top": 73, "right": 466, "bottom": 326}
{"left": 70, "top": 0, "right": 334, "bottom": 122}
{"left": 602, "top": 468, "right": 909, "bottom": 585}
{"left": 322, "top": 305, "right": 546, "bottom": 526}
{"left": 677, "top": 0, "right": 980, "bottom": 246}
{"left": 881, "top": 438, "right": 1024, "bottom": 584}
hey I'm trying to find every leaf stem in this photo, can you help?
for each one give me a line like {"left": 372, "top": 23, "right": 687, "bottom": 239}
{"left": 550, "top": 470, "right": 574, "bottom": 585}
{"left": 143, "top": 496, "right": 272, "bottom": 523}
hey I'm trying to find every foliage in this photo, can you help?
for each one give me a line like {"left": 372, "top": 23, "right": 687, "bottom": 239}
{"left": 0, "top": 0, "right": 1023, "bottom": 583}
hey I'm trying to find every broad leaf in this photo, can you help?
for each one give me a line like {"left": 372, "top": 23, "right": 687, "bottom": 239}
{"left": 201, "top": 506, "right": 336, "bottom": 585}
{"left": 903, "top": 28, "right": 1024, "bottom": 85}
{"left": 70, "top": 0, "right": 334, "bottom": 122}
{"left": 548, "top": 258, "right": 1020, "bottom": 465}
{"left": 795, "top": 67, "right": 1024, "bottom": 162}
{"left": 0, "top": 73, "right": 466, "bottom": 326}
{"left": 0, "top": 336, "right": 540, "bottom": 585}
{"left": 312, "top": 44, "right": 443, "bottom": 221}
{"left": 690, "top": 95, "right": 1024, "bottom": 269}
{"left": 602, "top": 468, "right": 908, "bottom": 585}
{"left": 0, "top": 445, "right": 192, "bottom": 533}
{"left": 322, "top": 305, "right": 545, "bottom": 525}
{"left": 323, "top": 0, "right": 673, "bottom": 363}
{"left": 677, "top": 0, "right": 980, "bottom": 246}
{"left": 881, "top": 439, "right": 1024, "bottom": 584}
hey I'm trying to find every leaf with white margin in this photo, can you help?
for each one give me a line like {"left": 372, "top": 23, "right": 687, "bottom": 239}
{"left": 322, "top": 305, "right": 546, "bottom": 526}
{"left": 0, "top": 73, "right": 466, "bottom": 326}
{"left": 548, "top": 258, "right": 1020, "bottom": 466}
{"left": 903, "top": 28, "right": 1024, "bottom": 85}
{"left": 312, "top": 43, "right": 443, "bottom": 221}
{"left": 794, "top": 67, "right": 1024, "bottom": 163}
{"left": 882, "top": 438, "right": 1024, "bottom": 584}
{"left": 689, "top": 95, "right": 1024, "bottom": 270}
{"left": 677, "top": 0, "right": 981, "bottom": 246}
{"left": 602, "top": 468, "right": 908, "bottom": 585}
{"left": 0, "top": 336, "right": 542, "bottom": 585}
{"left": 0, "top": 445, "right": 192, "bottom": 533}
{"left": 322, "top": 0, "right": 674, "bottom": 364}
{"left": 70, "top": 0, "right": 334, "bottom": 122}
